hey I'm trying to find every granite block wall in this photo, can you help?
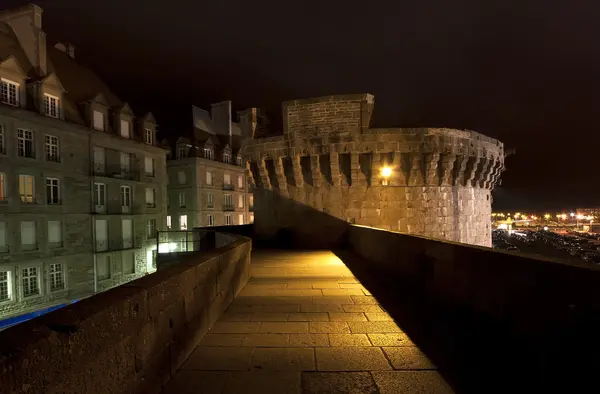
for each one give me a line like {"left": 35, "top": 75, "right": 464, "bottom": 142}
{"left": 242, "top": 94, "right": 505, "bottom": 247}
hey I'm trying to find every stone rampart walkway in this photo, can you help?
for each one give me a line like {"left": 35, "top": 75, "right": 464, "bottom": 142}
{"left": 164, "top": 250, "right": 454, "bottom": 393}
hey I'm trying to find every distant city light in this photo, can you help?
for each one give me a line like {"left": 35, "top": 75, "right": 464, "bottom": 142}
{"left": 543, "top": 226, "right": 549, "bottom": 231}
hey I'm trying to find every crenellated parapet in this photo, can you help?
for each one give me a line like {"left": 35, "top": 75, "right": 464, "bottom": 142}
{"left": 241, "top": 94, "right": 506, "bottom": 247}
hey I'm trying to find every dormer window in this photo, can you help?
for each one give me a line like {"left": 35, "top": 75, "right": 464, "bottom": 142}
{"left": 177, "top": 147, "right": 186, "bottom": 159}
{"left": 93, "top": 110, "right": 105, "bottom": 131}
{"left": 0, "top": 78, "right": 19, "bottom": 107}
{"left": 120, "top": 120, "right": 130, "bottom": 139}
{"left": 236, "top": 156, "right": 243, "bottom": 166}
{"left": 43, "top": 94, "right": 59, "bottom": 118}
{"left": 204, "top": 148, "right": 213, "bottom": 160}
{"left": 223, "top": 153, "right": 230, "bottom": 164}
{"left": 144, "top": 128, "right": 154, "bottom": 145}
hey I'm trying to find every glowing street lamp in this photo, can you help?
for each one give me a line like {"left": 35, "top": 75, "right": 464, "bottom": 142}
{"left": 380, "top": 166, "right": 392, "bottom": 186}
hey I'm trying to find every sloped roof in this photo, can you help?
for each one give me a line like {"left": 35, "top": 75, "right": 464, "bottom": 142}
{"left": 46, "top": 46, "right": 122, "bottom": 107}
{"left": 0, "top": 22, "right": 34, "bottom": 78}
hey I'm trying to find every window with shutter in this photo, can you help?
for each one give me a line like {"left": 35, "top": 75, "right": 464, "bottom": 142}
{"left": 122, "top": 219, "right": 133, "bottom": 248}
{"left": 48, "top": 220, "right": 62, "bottom": 247}
{"left": 120, "top": 120, "right": 130, "bottom": 138}
{"left": 95, "top": 219, "right": 108, "bottom": 251}
{"left": 20, "top": 221, "right": 36, "bottom": 250}
{"left": 144, "top": 156, "right": 154, "bottom": 176}
{"left": 93, "top": 110, "right": 104, "bottom": 131}
{"left": 0, "top": 222, "right": 7, "bottom": 253}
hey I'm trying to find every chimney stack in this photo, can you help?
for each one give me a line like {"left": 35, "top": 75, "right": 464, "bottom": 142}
{"left": 54, "top": 42, "right": 75, "bottom": 59}
{"left": 66, "top": 42, "right": 75, "bottom": 59}
{"left": 0, "top": 4, "right": 47, "bottom": 76}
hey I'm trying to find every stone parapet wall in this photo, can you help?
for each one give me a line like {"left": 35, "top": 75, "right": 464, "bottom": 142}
{"left": 0, "top": 235, "right": 252, "bottom": 394}
{"left": 346, "top": 225, "right": 600, "bottom": 339}
{"left": 242, "top": 94, "right": 504, "bottom": 246}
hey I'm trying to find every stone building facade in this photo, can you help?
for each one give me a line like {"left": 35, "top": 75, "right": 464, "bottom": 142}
{"left": 241, "top": 94, "right": 505, "bottom": 247}
{"left": 165, "top": 102, "right": 253, "bottom": 241}
{"left": 0, "top": 4, "right": 167, "bottom": 320}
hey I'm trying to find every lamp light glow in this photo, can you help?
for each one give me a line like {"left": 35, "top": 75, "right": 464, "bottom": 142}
{"left": 381, "top": 166, "right": 392, "bottom": 178}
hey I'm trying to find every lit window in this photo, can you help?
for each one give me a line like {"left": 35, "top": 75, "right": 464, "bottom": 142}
{"left": 166, "top": 216, "right": 172, "bottom": 230}
{"left": 19, "top": 174, "right": 34, "bottom": 203}
{"left": 0, "top": 172, "right": 6, "bottom": 202}
{"left": 224, "top": 173, "right": 231, "bottom": 185}
{"left": 178, "top": 192, "right": 186, "bottom": 208}
{"left": 238, "top": 214, "right": 244, "bottom": 225}
{"left": 238, "top": 194, "right": 244, "bottom": 208}
{"left": 0, "top": 124, "right": 5, "bottom": 154}
{"left": 46, "top": 178, "right": 60, "bottom": 205}
{"left": 17, "top": 129, "right": 34, "bottom": 158}
{"left": 120, "top": 185, "right": 132, "bottom": 213}
{"left": 178, "top": 171, "right": 186, "bottom": 184}
{"left": 20, "top": 221, "right": 36, "bottom": 251}
{"left": 238, "top": 176, "right": 243, "bottom": 189}
{"left": 144, "top": 156, "right": 154, "bottom": 176}
{"left": 223, "top": 153, "right": 230, "bottom": 164}
{"left": 22, "top": 266, "right": 39, "bottom": 297}
{"left": 249, "top": 195, "right": 254, "bottom": 209}
{"left": 225, "top": 214, "right": 232, "bottom": 225}
{"left": 120, "top": 120, "right": 130, "bottom": 139}
{"left": 43, "top": 93, "right": 59, "bottom": 118}
{"left": 0, "top": 78, "right": 19, "bottom": 106}
{"left": 237, "top": 156, "right": 243, "bottom": 166}
{"left": 0, "top": 270, "right": 11, "bottom": 301}
{"left": 180, "top": 215, "right": 188, "bottom": 230}
{"left": 146, "top": 188, "right": 156, "bottom": 208}
{"left": 49, "top": 263, "right": 65, "bottom": 292}
{"left": 48, "top": 220, "right": 62, "bottom": 247}
{"left": 207, "top": 193, "right": 214, "bottom": 208}
{"left": 203, "top": 148, "right": 213, "bottom": 160}
{"left": 144, "top": 128, "right": 154, "bottom": 145}
{"left": 93, "top": 110, "right": 104, "bottom": 131}
{"left": 249, "top": 213, "right": 254, "bottom": 223}
{"left": 146, "top": 219, "right": 157, "bottom": 239}
{"left": 44, "top": 135, "right": 60, "bottom": 162}
{"left": 206, "top": 171, "right": 213, "bottom": 185}
{"left": 207, "top": 215, "right": 214, "bottom": 226}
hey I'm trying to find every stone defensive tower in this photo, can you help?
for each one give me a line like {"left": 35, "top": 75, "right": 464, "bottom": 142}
{"left": 241, "top": 94, "right": 505, "bottom": 247}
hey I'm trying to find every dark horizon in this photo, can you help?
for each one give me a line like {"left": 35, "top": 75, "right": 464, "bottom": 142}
{"left": 4, "top": 0, "right": 598, "bottom": 211}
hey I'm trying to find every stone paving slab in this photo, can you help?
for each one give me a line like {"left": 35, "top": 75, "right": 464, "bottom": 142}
{"left": 164, "top": 250, "right": 454, "bottom": 394}
{"left": 315, "top": 347, "right": 393, "bottom": 371}
{"left": 372, "top": 371, "right": 454, "bottom": 394}
{"left": 302, "top": 372, "right": 379, "bottom": 394}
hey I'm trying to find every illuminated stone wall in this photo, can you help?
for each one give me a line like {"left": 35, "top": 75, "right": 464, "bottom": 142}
{"left": 241, "top": 94, "right": 505, "bottom": 247}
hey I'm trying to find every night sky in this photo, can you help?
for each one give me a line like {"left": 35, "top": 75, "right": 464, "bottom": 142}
{"left": 5, "top": 0, "right": 599, "bottom": 210}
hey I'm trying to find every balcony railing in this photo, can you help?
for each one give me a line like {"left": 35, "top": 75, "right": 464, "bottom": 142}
{"left": 93, "top": 162, "right": 140, "bottom": 181}
{"left": 146, "top": 203, "right": 156, "bottom": 208}
{"left": 223, "top": 184, "right": 234, "bottom": 191}
{"left": 223, "top": 205, "right": 235, "bottom": 211}
{"left": 19, "top": 196, "right": 40, "bottom": 204}
{"left": 95, "top": 240, "right": 108, "bottom": 252}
